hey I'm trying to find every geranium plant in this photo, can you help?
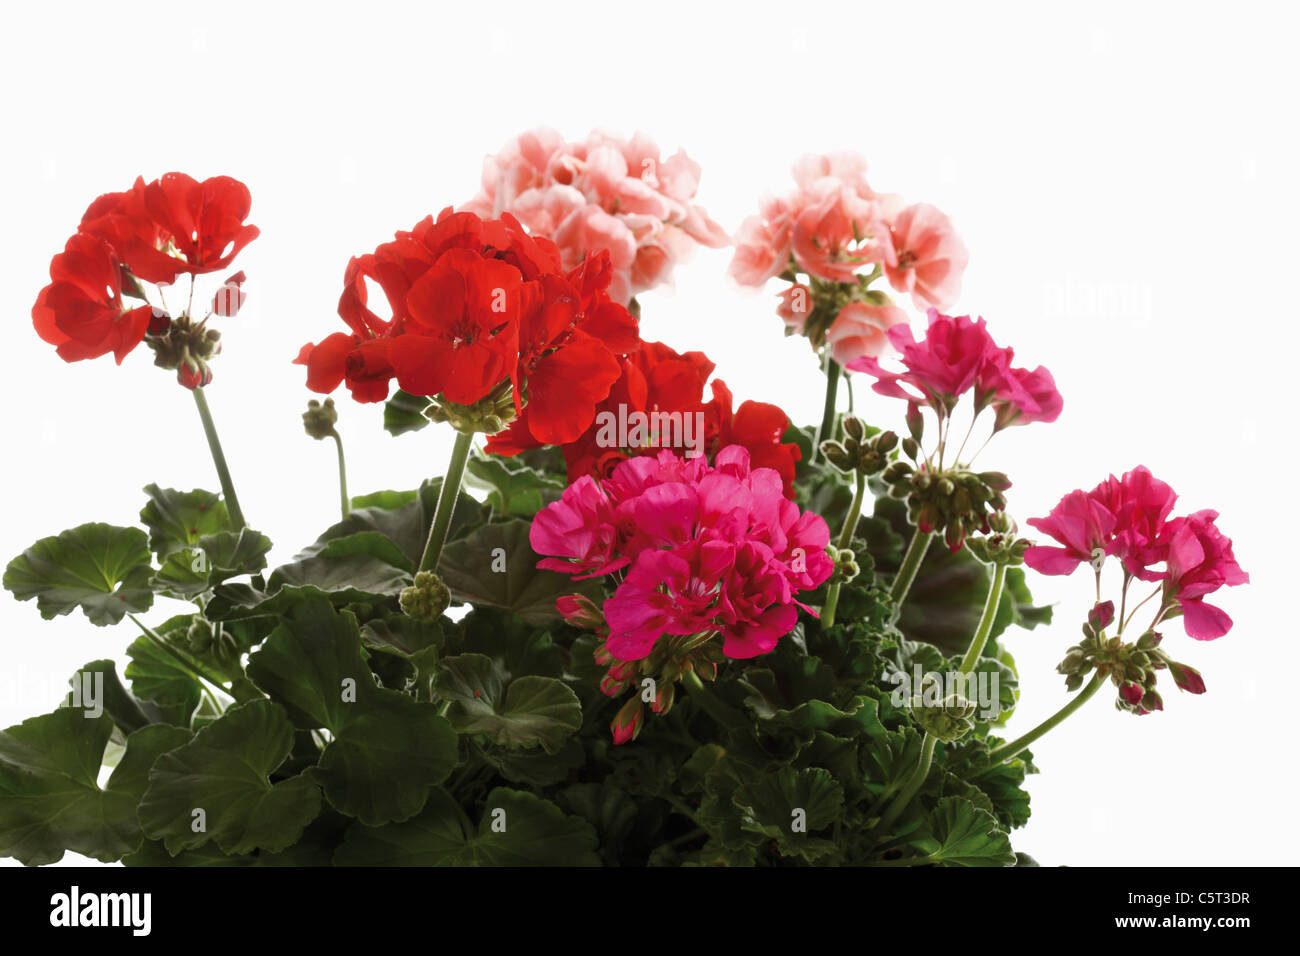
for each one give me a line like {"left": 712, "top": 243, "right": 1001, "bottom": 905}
{"left": 0, "top": 139, "right": 1246, "bottom": 867}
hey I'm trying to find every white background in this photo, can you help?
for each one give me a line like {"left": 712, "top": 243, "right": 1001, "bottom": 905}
{"left": 1, "top": 0, "right": 1292, "bottom": 866}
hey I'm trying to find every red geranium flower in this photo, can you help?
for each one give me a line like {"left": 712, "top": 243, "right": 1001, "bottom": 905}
{"left": 298, "top": 207, "right": 638, "bottom": 422}
{"left": 497, "top": 339, "right": 800, "bottom": 496}
{"left": 80, "top": 174, "right": 259, "bottom": 284}
{"left": 32, "top": 233, "right": 153, "bottom": 363}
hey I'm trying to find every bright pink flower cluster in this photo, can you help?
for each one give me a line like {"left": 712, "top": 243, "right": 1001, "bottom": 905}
{"left": 1025, "top": 467, "right": 1248, "bottom": 640}
{"left": 462, "top": 128, "right": 729, "bottom": 305}
{"left": 848, "top": 309, "right": 1063, "bottom": 433}
{"left": 531, "top": 446, "right": 833, "bottom": 662}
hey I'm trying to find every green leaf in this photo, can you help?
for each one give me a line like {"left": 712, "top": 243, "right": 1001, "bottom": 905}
{"left": 0, "top": 709, "right": 190, "bottom": 865}
{"left": 315, "top": 531, "right": 414, "bottom": 572}
{"left": 333, "top": 787, "right": 599, "bottom": 866}
{"left": 736, "top": 767, "right": 845, "bottom": 861}
{"left": 245, "top": 594, "right": 458, "bottom": 825}
{"left": 464, "top": 454, "right": 564, "bottom": 518}
{"left": 435, "top": 654, "right": 581, "bottom": 753}
{"left": 125, "top": 635, "right": 203, "bottom": 726}
{"left": 138, "top": 699, "right": 321, "bottom": 856}
{"left": 437, "top": 519, "right": 603, "bottom": 625}
{"left": 139, "top": 485, "right": 231, "bottom": 559}
{"left": 383, "top": 389, "right": 432, "bottom": 437}
{"left": 75, "top": 660, "right": 164, "bottom": 734}
{"left": 150, "top": 528, "right": 274, "bottom": 599}
{"left": 907, "top": 795, "right": 1016, "bottom": 867}
{"left": 4, "top": 523, "right": 155, "bottom": 626}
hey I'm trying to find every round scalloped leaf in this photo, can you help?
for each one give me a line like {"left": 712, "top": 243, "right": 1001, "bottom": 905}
{"left": 333, "top": 787, "right": 599, "bottom": 866}
{"left": 137, "top": 699, "right": 321, "bottom": 856}
{"left": 4, "top": 523, "right": 154, "bottom": 626}
{"left": 245, "top": 593, "right": 458, "bottom": 825}
{"left": 0, "top": 709, "right": 191, "bottom": 865}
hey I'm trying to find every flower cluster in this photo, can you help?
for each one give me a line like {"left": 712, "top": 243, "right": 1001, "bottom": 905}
{"left": 462, "top": 128, "right": 729, "bottom": 304}
{"left": 488, "top": 339, "right": 803, "bottom": 496}
{"left": 1025, "top": 466, "right": 1248, "bottom": 642}
{"left": 535, "top": 445, "right": 832, "bottom": 653}
{"left": 33, "top": 173, "right": 258, "bottom": 387}
{"left": 730, "top": 152, "right": 968, "bottom": 366}
{"left": 849, "top": 309, "right": 1062, "bottom": 432}
{"left": 533, "top": 445, "right": 833, "bottom": 742}
{"left": 295, "top": 208, "right": 639, "bottom": 444}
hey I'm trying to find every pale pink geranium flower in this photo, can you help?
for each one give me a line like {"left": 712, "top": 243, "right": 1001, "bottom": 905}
{"left": 791, "top": 178, "right": 896, "bottom": 283}
{"left": 824, "top": 301, "right": 909, "bottom": 366}
{"left": 886, "top": 203, "right": 970, "bottom": 311}
{"left": 728, "top": 195, "right": 794, "bottom": 287}
{"left": 464, "top": 127, "right": 728, "bottom": 303}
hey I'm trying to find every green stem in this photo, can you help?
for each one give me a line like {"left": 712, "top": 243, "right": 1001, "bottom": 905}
{"left": 191, "top": 387, "right": 246, "bottom": 529}
{"left": 418, "top": 430, "right": 473, "bottom": 573}
{"left": 877, "top": 733, "right": 937, "bottom": 834}
{"left": 822, "top": 469, "right": 866, "bottom": 628}
{"left": 958, "top": 562, "right": 1007, "bottom": 675}
{"left": 811, "top": 356, "right": 841, "bottom": 465}
{"left": 986, "top": 671, "right": 1106, "bottom": 764}
{"left": 331, "top": 431, "right": 350, "bottom": 519}
{"left": 129, "top": 613, "right": 232, "bottom": 696}
{"left": 890, "top": 527, "right": 934, "bottom": 605}
{"left": 682, "top": 670, "right": 745, "bottom": 730}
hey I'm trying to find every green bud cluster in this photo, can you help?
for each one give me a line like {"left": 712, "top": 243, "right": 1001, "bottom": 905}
{"left": 400, "top": 571, "right": 451, "bottom": 623}
{"left": 424, "top": 381, "right": 517, "bottom": 435}
{"left": 909, "top": 692, "right": 978, "bottom": 743}
{"left": 964, "top": 511, "right": 1032, "bottom": 566}
{"left": 1057, "top": 622, "right": 1200, "bottom": 716}
{"left": 820, "top": 418, "right": 898, "bottom": 476}
{"left": 302, "top": 398, "right": 339, "bottom": 440}
{"left": 826, "top": 546, "right": 860, "bottom": 585}
{"left": 146, "top": 312, "right": 221, "bottom": 387}
{"left": 882, "top": 453, "right": 1011, "bottom": 551}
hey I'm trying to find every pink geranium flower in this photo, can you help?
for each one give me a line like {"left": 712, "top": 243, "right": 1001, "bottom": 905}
{"left": 885, "top": 203, "right": 970, "bottom": 311}
{"left": 848, "top": 310, "right": 1001, "bottom": 411}
{"left": 825, "top": 301, "right": 909, "bottom": 367}
{"left": 532, "top": 446, "right": 832, "bottom": 663}
{"left": 1023, "top": 490, "right": 1118, "bottom": 575}
{"left": 1161, "top": 509, "right": 1249, "bottom": 640}
{"left": 464, "top": 127, "right": 728, "bottom": 304}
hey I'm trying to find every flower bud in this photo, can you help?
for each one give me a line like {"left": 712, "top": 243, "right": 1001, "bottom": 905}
{"left": 556, "top": 593, "right": 605, "bottom": 630}
{"left": 901, "top": 437, "right": 920, "bottom": 461}
{"left": 1166, "top": 659, "right": 1206, "bottom": 695}
{"left": 399, "top": 571, "right": 451, "bottom": 623}
{"left": 1088, "top": 600, "right": 1115, "bottom": 633}
{"left": 302, "top": 398, "right": 339, "bottom": 440}
{"left": 842, "top": 416, "right": 866, "bottom": 441}
{"left": 610, "top": 696, "right": 644, "bottom": 745}
{"left": 873, "top": 430, "right": 899, "bottom": 454}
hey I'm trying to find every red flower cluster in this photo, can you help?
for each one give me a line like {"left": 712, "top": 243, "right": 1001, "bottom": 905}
{"left": 33, "top": 174, "right": 258, "bottom": 371}
{"left": 1025, "top": 466, "right": 1248, "bottom": 640}
{"left": 296, "top": 208, "right": 639, "bottom": 445}
{"left": 488, "top": 340, "right": 802, "bottom": 495}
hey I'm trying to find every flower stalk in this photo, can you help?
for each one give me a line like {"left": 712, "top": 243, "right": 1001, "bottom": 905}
{"left": 821, "top": 469, "right": 866, "bottom": 628}
{"left": 987, "top": 671, "right": 1106, "bottom": 764}
{"left": 332, "top": 432, "right": 350, "bottom": 519}
{"left": 418, "top": 430, "right": 474, "bottom": 573}
{"left": 890, "top": 527, "right": 933, "bottom": 604}
{"left": 191, "top": 386, "right": 246, "bottom": 529}
{"left": 812, "top": 355, "right": 841, "bottom": 465}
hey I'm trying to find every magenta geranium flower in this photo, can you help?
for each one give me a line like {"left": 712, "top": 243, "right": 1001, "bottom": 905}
{"left": 531, "top": 445, "right": 833, "bottom": 663}
{"left": 1161, "top": 509, "right": 1249, "bottom": 640}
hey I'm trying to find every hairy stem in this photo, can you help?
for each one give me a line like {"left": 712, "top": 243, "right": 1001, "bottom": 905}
{"left": 191, "top": 387, "right": 246, "bottom": 529}
{"left": 890, "top": 527, "right": 934, "bottom": 605}
{"left": 958, "top": 562, "right": 1007, "bottom": 675}
{"left": 812, "top": 355, "right": 841, "bottom": 465}
{"left": 331, "top": 431, "right": 350, "bottom": 519}
{"left": 822, "top": 469, "right": 866, "bottom": 628}
{"left": 418, "top": 430, "right": 474, "bottom": 573}
{"left": 986, "top": 671, "right": 1106, "bottom": 764}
